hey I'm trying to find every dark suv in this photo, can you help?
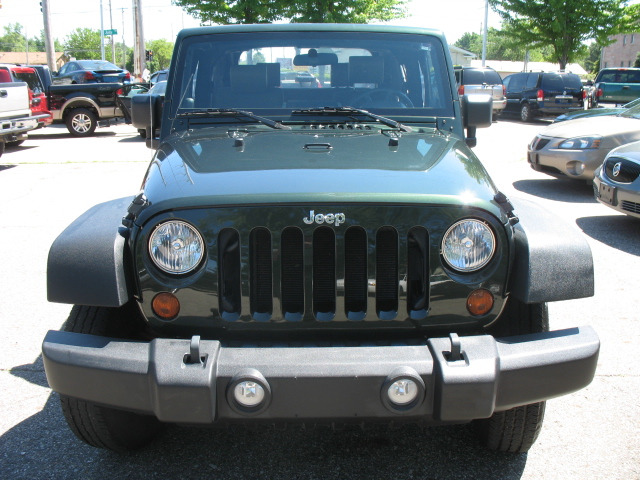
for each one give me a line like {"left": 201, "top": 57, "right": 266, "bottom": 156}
{"left": 503, "top": 72, "right": 584, "bottom": 121}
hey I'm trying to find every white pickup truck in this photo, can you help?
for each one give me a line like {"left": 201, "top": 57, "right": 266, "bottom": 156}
{"left": 0, "top": 78, "right": 45, "bottom": 158}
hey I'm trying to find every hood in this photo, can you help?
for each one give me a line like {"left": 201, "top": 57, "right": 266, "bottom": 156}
{"left": 541, "top": 115, "right": 640, "bottom": 138}
{"left": 136, "top": 126, "right": 502, "bottom": 224}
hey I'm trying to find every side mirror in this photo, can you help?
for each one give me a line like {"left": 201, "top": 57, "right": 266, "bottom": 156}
{"left": 461, "top": 94, "right": 493, "bottom": 148}
{"left": 131, "top": 93, "right": 163, "bottom": 149}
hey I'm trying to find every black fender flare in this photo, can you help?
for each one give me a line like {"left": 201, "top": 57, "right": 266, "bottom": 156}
{"left": 47, "top": 197, "right": 134, "bottom": 307}
{"left": 508, "top": 196, "right": 594, "bottom": 303}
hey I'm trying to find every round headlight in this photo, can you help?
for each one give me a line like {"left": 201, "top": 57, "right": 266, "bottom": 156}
{"left": 442, "top": 219, "right": 496, "bottom": 272}
{"left": 149, "top": 220, "right": 204, "bottom": 274}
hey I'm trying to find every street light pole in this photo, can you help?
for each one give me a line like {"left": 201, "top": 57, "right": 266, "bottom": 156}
{"left": 482, "top": 0, "right": 488, "bottom": 66}
{"left": 41, "top": 0, "right": 56, "bottom": 72}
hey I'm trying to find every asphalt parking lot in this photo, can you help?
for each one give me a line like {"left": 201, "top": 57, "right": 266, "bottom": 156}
{"left": 0, "top": 118, "right": 639, "bottom": 480}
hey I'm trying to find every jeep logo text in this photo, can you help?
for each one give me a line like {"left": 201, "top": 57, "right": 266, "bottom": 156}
{"left": 303, "top": 210, "right": 346, "bottom": 226}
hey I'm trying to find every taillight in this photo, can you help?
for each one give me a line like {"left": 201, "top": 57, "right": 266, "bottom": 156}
{"left": 84, "top": 72, "right": 95, "bottom": 81}
{"left": 124, "top": 72, "right": 131, "bottom": 81}
{"left": 537, "top": 89, "right": 544, "bottom": 102}
{"left": 582, "top": 90, "right": 587, "bottom": 99}
{"left": 458, "top": 85, "right": 464, "bottom": 95}
{"left": 116, "top": 88, "right": 123, "bottom": 95}
{"left": 597, "top": 88, "right": 603, "bottom": 98}
{"left": 502, "top": 85, "right": 506, "bottom": 96}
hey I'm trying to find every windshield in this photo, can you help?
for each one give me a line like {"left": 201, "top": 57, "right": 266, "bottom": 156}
{"left": 78, "top": 60, "right": 120, "bottom": 70}
{"left": 619, "top": 103, "right": 640, "bottom": 119}
{"left": 171, "top": 31, "right": 454, "bottom": 120}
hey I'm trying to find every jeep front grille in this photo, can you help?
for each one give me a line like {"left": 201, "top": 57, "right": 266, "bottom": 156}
{"left": 217, "top": 225, "right": 429, "bottom": 322}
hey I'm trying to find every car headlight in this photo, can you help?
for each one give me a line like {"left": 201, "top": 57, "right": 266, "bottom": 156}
{"left": 442, "top": 219, "right": 496, "bottom": 272}
{"left": 149, "top": 220, "right": 204, "bottom": 274}
{"left": 558, "top": 136, "right": 602, "bottom": 149}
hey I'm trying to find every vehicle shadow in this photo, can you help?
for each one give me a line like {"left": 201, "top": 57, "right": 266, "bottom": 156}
{"left": 512, "top": 178, "right": 596, "bottom": 203}
{"left": 3, "top": 356, "right": 528, "bottom": 480}
{"left": 0, "top": 165, "right": 17, "bottom": 172}
{"left": 576, "top": 215, "right": 640, "bottom": 256}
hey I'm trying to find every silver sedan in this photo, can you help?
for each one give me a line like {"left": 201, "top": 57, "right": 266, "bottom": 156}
{"left": 527, "top": 103, "right": 640, "bottom": 181}
{"left": 593, "top": 140, "right": 640, "bottom": 219}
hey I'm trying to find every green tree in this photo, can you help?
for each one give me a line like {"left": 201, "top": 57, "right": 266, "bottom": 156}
{"left": 0, "top": 23, "right": 27, "bottom": 52}
{"left": 489, "top": 0, "right": 638, "bottom": 70}
{"left": 454, "top": 27, "right": 553, "bottom": 62}
{"left": 173, "top": 0, "right": 406, "bottom": 24}
{"left": 64, "top": 28, "right": 102, "bottom": 60}
{"left": 172, "top": 0, "right": 284, "bottom": 24}
{"left": 30, "top": 30, "right": 64, "bottom": 53}
{"left": 145, "top": 39, "right": 174, "bottom": 72}
{"left": 583, "top": 42, "right": 602, "bottom": 74}
{"left": 287, "top": 0, "right": 406, "bottom": 23}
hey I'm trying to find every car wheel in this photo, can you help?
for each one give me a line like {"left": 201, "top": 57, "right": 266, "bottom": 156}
{"left": 65, "top": 108, "right": 97, "bottom": 137}
{"left": 0, "top": 140, "right": 4, "bottom": 158}
{"left": 59, "top": 304, "right": 163, "bottom": 452}
{"left": 520, "top": 103, "right": 532, "bottom": 122}
{"left": 5, "top": 139, "right": 25, "bottom": 148}
{"left": 138, "top": 128, "right": 147, "bottom": 138}
{"left": 473, "top": 298, "right": 548, "bottom": 453}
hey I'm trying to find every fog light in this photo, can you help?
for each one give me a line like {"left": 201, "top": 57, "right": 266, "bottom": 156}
{"left": 387, "top": 379, "right": 418, "bottom": 405}
{"left": 234, "top": 381, "right": 265, "bottom": 408}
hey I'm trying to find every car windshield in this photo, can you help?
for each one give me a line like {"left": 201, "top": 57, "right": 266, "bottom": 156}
{"left": 171, "top": 30, "right": 454, "bottom": 120}
{"left": 618, "top": 103, "right": 640, "bottom": 119}
{"left": 78, "top": 60, "right": 120, "bottom": 70}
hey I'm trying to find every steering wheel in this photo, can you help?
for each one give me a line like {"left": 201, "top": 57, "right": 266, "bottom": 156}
{"left": 350, "top": 88, "right": 414, "bottom": 108}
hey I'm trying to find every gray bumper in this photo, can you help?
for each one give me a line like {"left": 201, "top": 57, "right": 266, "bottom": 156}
{"left": 42, "top": 327, "right": 599, "bottom": 424}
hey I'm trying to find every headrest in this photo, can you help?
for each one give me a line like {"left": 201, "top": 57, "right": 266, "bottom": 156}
{"left": 331, "top": 63, "right": 349, "bottom": 87}
{"left": 0, "top": 69, "right": 11, "bottom": 83}
{"left": 348, "top": 56, "right": 384, "bottom": 85}
{"left": 230, "top": 63, "right": 280, "bottom": 91}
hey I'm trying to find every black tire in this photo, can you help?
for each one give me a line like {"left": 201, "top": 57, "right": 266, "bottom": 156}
{"left": 0, "top": 140, "right": 4, "bottom": 158}
{"left": 520, "top": 103, "right": 532, "bottom": 122}
{"left": 65, "top": 108, "right": 97, "bottom": 137}
{"left": 6, "top": 139, "right": 25, "bottom": 148}
{"left": 138, "top": 128, "right": 147, "bottom": 139}
{"left": 473, "top": 298, "right": 549, "bottom": 453}
{"left": 59, "top": 304, "right": 163, "bottom": 452}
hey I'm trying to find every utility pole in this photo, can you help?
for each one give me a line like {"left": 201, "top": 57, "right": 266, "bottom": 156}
{"left": 41, "top": 0, "right": 56, "bottom": 72}
{"left": 481, "top": 0, "right": 488, "bottom": 66}
{"left": 109, "top": 0, "right": 116, "bottom": 63}
{"left": 133, "top": 0, "right": 146, "bottom": 79}
{"left": 100, "top": 0, "right": 105, "bottom": 60}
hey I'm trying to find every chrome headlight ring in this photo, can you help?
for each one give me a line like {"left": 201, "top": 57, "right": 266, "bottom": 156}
{"left": 148, "top": 220, "right": 205, "bottom": 275}
{"left": 441, "top": 219, "right": 496, "bottom": 273}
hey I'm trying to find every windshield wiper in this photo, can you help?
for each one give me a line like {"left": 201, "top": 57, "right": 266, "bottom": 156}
{"left": 176, "top": 108, "right": 291, "bottom": 130}
{"left": 292, "top": 106, "right": 412, "bottom": 132}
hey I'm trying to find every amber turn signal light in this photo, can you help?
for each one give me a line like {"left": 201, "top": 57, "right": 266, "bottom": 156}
{"left": 152, "top": 292, "right": 180, "bottom": 320}
{"left": 466, "top": 289, "right": 494, "bottom": 316}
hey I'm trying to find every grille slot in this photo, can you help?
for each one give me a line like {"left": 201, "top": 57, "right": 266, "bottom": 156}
{"left": 533, "top": 137, "right": 550, "bottom": 151}
{"left": 281, "top": 227, "right": 304, "bottom": 321}
{"left": 313, "top": 227, "right": 336, "bottom": 320}
{"left": 218, "top": 228, "right": 242, "bottom": 321}
{"left": 604, "top": 157, "right": 640, "bottom": 183}
{"left": 407, "top": 227, "right": 429, "bottom": 319}
{"left": 249, "top": 228, "right": 273, "bottom": 321}
{"left": 376, "top": 227, "right": 399, "bottom": 319}
{"left": 344, "top": 227, "right": 368, "bottom": 320}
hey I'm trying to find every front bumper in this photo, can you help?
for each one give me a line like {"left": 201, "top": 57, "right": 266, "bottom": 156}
{"left": 42, "top": 326, "right": 599, "bottom": 424}
{"left": 528, "top": 140, "right": 608, "bottom": 180}
{"left": 593, "top": 169, "right": 640, "bottom": 219}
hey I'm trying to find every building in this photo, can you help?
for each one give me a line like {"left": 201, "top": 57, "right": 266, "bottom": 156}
{"left": 0, "top": 51, "right": 66, "bottom": 69}
{"left": 449, "top": 45, "right": 476, "bottom": 66}
{"left": 601, "top": 33, "right": 640, "bottom": 68}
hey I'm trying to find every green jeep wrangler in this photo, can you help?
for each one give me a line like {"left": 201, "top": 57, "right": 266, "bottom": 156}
{"left": 43, "top": 24, "right": 599, "bottom": 454}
